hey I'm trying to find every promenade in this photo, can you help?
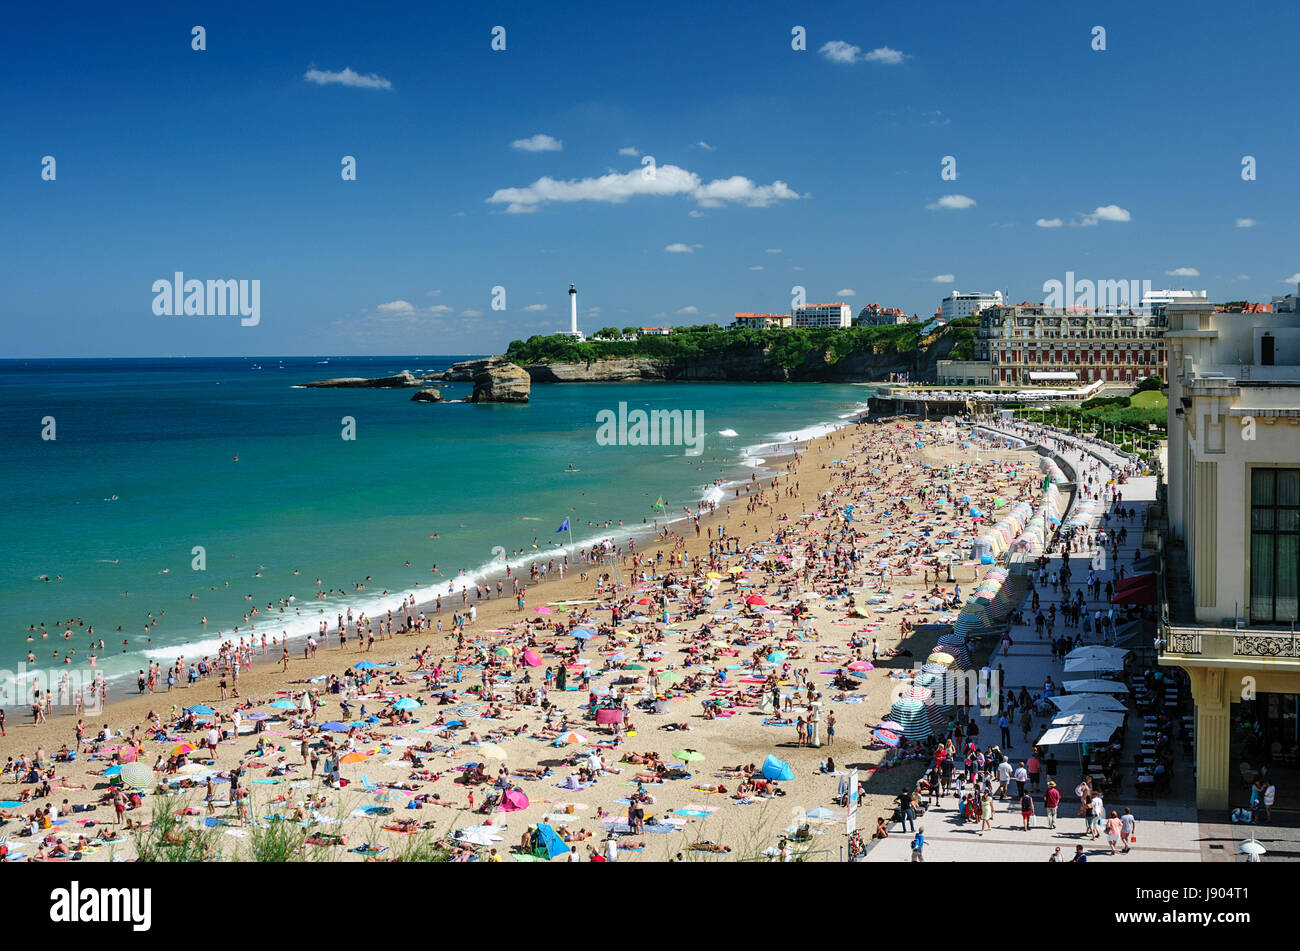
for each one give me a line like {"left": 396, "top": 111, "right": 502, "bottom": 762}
{"left": 867, "top": 422, "right": 1207, "bottom": 862}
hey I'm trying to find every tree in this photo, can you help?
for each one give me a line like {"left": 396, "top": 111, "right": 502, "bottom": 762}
{"left": 595, "top": 327, "right": 621, "bottom": 339}
{"left": 622, "top": 326, "right": 639, "bottom": 337}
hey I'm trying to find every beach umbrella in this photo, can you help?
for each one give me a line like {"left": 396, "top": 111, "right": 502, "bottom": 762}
{"left": 767, "top": 650, "right": 788, "bottom": 664}
{"left": 805, "top": 807, "right": 834, "bottom": 819}
{"left": 111, "top": 762, "right": 147, "bottom": 788}
{"left": 623, "top": 663, "right": 647, "bottom": 671}
{"left": 522, "top": 650, "right": 543, "bottom": 667}
{"left": 392, "top": 698, "right": 421, "bottom": 711}
{"left": 320, "top": 721, "right": 348, "bottom": 732}
{"left": 847, "top": 661, "right": 873, "bottom": 672}
{"left": 1062, "top": 679, "right": 1129, "bottom": 694}
{"left": 478, "top": 744, "right": 508, "bottom": 761}
{"left": 186, "top": 705, "right": 215, "bottom": 715}
{"left": 102, "top": 765, "right": 123, "bottom": 777}
{"left": 493, "top": 646, "right": 513, "bottom": 657}
{"left": 1047, "top": 694, "right": 1127, "bottom": 714}
{"left": 674, "top": 749, "right": 705, "bottom": 763}
{"left": 877, "top": 721, "right": 905, "bottom": 732}
{"left": 353, "top": 661, "right": 379, "bottom": 670}
{"left": 500, "top": 789, "right": 530, "bottom": 813}
{"left": 745, "top": 595, "right": 768, "bottom": 606}
{"left": 339, "top": 752, "right": 369, "bottom": 764}
{"left": 572, "top": 629, "right": 594, "bottom": 640}
{"left": 244, "top": 712, "right": 271, "bottom": 721}
{"left": 170, "top": 743, "right": 197, "bottom": 756}
{"left": 536, "top": 606, "right": 553, "bottom": 615}
{"left": 1036, "top": 723, "right": 1117, "bottom": 745}
{"left": 888, "top": 696, "right": 933, "bottom": 740}
{"left": 269, "top": 699, "right": 297, "bottom": 710}
{"left": 873, "top": 729, "right": 901, "bottom": 747}
{"left": 761, "top": 755, "right": 795, "bottom": 782}
{"left": 706, "top": 572, "right": 726, "bottom": 580}
{"left": 659, "top": 670, "right": 685, "bottom": 685}
{"left": 553, "top": 731, "right": 588, "bottom": 745}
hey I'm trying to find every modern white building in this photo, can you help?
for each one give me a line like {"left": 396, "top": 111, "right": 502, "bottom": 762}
{"left": 1136, "top": 287, "right": 1207, "bottom": 315}
{"left": 793, "top": 303, "right": 852, "bottom": 328}
{"left": 938, "top": 290, "right": 1004, "bottom": 320}
{"left": 1271, "top": 281, "right": 1300, "bottom": 314}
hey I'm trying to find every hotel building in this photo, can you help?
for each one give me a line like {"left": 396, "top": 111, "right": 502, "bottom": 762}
{"left": 977, "top": 305, "right": 1167, "bottom": 385}
{"left": 792, "top": 303, "right": 852, "bottom": 329}
{"left": 731, "top": 312, "right": 792, "bottom": 330}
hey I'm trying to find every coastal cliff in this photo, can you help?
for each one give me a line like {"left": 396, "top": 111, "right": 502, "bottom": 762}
{"left": 441, "top": 325, "right": 964, "bottom": 385}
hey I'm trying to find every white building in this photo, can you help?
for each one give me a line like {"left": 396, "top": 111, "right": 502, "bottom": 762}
{"left": 793, "top": 303, "right": 852, "bottom": 328}
{"left": 1271, "top": 282, "right": 1300, "bottom": 314}
{"left": 939, "top": 290, "right": 1003, "bottom": 320}
{"left": 1137, "top": 287, "right": 1207, "bottom": 315}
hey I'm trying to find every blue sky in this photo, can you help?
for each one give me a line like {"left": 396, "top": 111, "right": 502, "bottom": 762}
{"left": 3, "top": 0, "right": 1298, "bottom": 357}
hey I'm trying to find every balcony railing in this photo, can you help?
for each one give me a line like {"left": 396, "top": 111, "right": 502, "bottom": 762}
{"left": 1159, "top": 622, "right": 1300, "bottom": 660}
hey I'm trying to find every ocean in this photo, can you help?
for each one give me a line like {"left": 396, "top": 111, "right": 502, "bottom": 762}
{"left": 0, "top": 356, "right": 871, "bottom": 691}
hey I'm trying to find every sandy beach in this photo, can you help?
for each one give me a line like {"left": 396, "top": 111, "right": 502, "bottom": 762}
{"left": 0, "top": 420, "right": 1051, "bottom": 862}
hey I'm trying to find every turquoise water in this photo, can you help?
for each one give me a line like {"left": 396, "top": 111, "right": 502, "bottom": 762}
{"left": 0, "top": 357, "right": 871, "bottom": 688}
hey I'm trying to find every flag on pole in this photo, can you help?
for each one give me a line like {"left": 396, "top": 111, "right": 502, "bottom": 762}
{"left": 555, "top": 517, "right": 570, "bottom": 533}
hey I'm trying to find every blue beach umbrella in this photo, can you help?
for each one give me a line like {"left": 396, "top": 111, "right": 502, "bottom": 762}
{"left": 320, "top": 721, "right": 348, "bottom": 732}
{"left": 186, "top": 705, "right": 216, "bottom": 715}
{"left": 766, "top": 650, "right": 787, "bottom": 664}
{"left": 353, "top": 661, "right": 379, "bottom": 670}
{"left": 393, "top": 698, "right": 421, "bottom": 711}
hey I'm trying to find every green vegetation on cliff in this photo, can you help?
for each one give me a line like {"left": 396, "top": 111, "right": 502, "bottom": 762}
{"left": 504, "top": 323, "right": 923, "bottom": 370}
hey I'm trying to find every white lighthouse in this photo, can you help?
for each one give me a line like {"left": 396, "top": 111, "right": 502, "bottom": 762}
{"left": 561, "top": 282, "right": 585, "bottom": 341}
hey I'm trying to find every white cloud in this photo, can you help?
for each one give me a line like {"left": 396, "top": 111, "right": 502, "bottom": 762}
{"left": 863, "top": 47, "right": 905, "bottom": 65}
{"left": 819, "top": 41, "right": 906, "bottom": 65}
{"left": 696, "top": 141, "right": 717, "bottom": 151}
{"left": 523, "top": 303, "right": 548, "bottom": 311}
{"left": 931, "top": 274, "right": 955, "bottom": 283}
{"left": 376, "top": 300, "right": 414, "bottom": 313}
{"left": 487, "top": 163, "right": 799, "bottom": 212}
{"left": 1165, "top": 267, "right": 1200, "bottom": 277}
{"left": 836, "top": 288, "right": 856, "bottom": 297}
{"left": 304, "top": 67, "right": 393, "bottom": 90}
{"left": 688, "top": 209, "right": 706, "bottom": 218}
{"left": 618, "top": 146, "right": 640, "bottom": 156}
{"left": 460, "top": 308, "right": 484, "bottom": 318}
{"left": 1236, "top": 217, "right": 1256, "bottom": 228}
{"left": 1284, "top": 273, "right": 1300, "bottom": 283}
{"left": 748, "top": 265, "right": 764, "bottom": 271}
{"left": 511, "top": 133, "right": 563, "bottom": 152}
{"left": 675, "top": 306, "right": 699, "bottom": 315}
{"left": 665, "top": 242, "right": 702, "bottom": 253}
{"left": 1078, "top": 204, "right": 1131, "bottom": 226}
{"left": 427, "top": 304, "right": 453, "bottom": 314}
{"left": 1036, "top": 218, "right": 1063, "bottom": 228}
{"left": 819, "top": 40, "right": 861, "bottom": 64}
{"left": 765, "top": 248, "right": 782, "bottom": 254}
{"left": 927, "top": 194, "right": 976, "bottom": 211}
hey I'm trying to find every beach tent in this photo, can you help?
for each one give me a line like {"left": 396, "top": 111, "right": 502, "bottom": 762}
{"left": 500, "top": 789, "right": 530, "bottom": 813}
{"left": 1036, "top": 723, "right": 1118, "bottom": 746}
{"left": 761, "top": 755, "right": 795, "bottom": 781}
{"left": 534, "top": 823, "right": 570, "bottom": 860}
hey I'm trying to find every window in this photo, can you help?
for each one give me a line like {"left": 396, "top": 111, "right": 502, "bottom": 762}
{"left": 1251, "top": 469, "right": 1300, "bottom": 623}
